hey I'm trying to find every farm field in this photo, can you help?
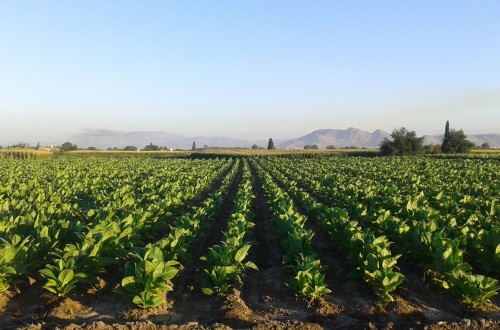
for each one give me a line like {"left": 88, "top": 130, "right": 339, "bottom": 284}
{"left": 0, "top": 155, "right": 499, "bottom": 329}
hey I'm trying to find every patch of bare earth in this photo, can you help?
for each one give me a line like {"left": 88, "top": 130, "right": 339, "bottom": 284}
{"left": 0, "top": 290, "right": 15, "bottom": 312}
{"left": 49, "top": 297, "right": 90, "bottom": 320}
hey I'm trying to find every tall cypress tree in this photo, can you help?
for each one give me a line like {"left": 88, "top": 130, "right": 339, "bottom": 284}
{"left": 267, "top": 138, "right": 275, "bottom": 150}
{"left": 441, "top": 120, "right": 451, "bottom": 153}
{"left": 191, "top": 141, "right": 196, "bottom": 151}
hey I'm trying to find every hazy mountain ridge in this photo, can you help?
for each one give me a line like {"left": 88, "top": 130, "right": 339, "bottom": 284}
{"left": 74, "top": 128, "right": 500, "bottom": 150}
{"left": 75, "top": 131, "right": 278, "bottom": 150}
{"left": 278, "top": 128, "right": 391, "bottom": 149}
{"left": 422, "top": 134, "right": 500, "bottom": 148}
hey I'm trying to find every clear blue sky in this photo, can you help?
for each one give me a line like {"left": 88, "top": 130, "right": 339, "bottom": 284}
{"left": 1, "top": 1, "right": 499, "bottom": 144}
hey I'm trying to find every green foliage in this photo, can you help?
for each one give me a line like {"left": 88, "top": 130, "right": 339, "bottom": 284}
{"left": 0, "top": 235, "right": 31, "bottom": 291}
{"left": 253, "top": 160, "right": 330, "bottom": 303}
{"left": 304, "top": 144, "right": 319, "bottom": 149}
{"left": 264, "top": 156, "right": 499, "bottom": 307}
{"left": 0, "top": 154, "right": 499, "bottom": 311}
{"left": 442, "top": 129, "right": 475, "bottom": 153}
{"left": 40, "top": 261, "right": 87, "bottom": 297}
{"left": 267, "top": 138, "right": 275, "bottom": 150}
{"left": 143, "top": 143, "right": 160, "bottom": 151}
{"left": 424, "top": 144, "right": 442, "bottom": 154}
{"left": 441, "top": 121, "right": 475, "bottom": 153}
{"left": 380, "top": 127, "right": 424, "bottom": 156}
{"left": 201, "top": 161, "right": 257, "bottom": 296}
{"left": 287, "top": 254, "right": 331, "bottom": 306}
{"left": 201, "top": 243, "right": 257, "bottom": 295}
{"left": 60, "top": 142, "right": 77, "bottom": 152}
{"left": 0, "top": 157, "right": 232, "bottom": 296}
{"left": 115, "top": 158, "right": 238, "bottom": 308}
{"left": 116, "top": 245, "right": 179, "bottom": 309}
{"left": 256, "top": 158, "right": 405, "bottom": 305}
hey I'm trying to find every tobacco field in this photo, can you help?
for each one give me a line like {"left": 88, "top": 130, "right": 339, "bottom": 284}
{"left": 0, "top": 155, "right": 499, "bottom": 329}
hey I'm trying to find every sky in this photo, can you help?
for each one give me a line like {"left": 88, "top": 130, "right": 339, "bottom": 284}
{"left": 1, "top": 1, "right": 500, "bottom": 145}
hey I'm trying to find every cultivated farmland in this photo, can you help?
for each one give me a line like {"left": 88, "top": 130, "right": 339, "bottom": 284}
{"left": 0, "top": 155, "right": 499, "bottom": 329}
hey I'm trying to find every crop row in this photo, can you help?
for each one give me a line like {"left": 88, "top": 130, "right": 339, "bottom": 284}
{"left": 117, "top": 159, "right": 240, "bottom": 308}
{"left": 201, "top": 160, "right": 257, "bottom": 296}
{"left": 255, "top": 158, "right": 405, "bottom": 305}
{"left": 266, "top": 157, "right": 499, "bottom": 307}
{"left": 0, "top": 158, "right": 233, "bottom": 295}
{"left": 251, "top": 160, "right": 330, "bottom": 305}
{"left": 0, "top": 156, "right": 498, "bottom": 311}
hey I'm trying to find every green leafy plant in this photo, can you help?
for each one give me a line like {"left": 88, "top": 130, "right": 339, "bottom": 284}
{"left": 116, "top": 245, "right": 179, "bottom": 309}
{"left": 201, "top": 243, "right": 257, "bottom": 295}
{"left": 39, "top": 260, "right": 87, "bottom": 297}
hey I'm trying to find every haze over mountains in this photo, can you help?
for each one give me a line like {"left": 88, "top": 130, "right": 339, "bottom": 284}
{"left": 74, "top": 128, "right": 500, "bottom": 150}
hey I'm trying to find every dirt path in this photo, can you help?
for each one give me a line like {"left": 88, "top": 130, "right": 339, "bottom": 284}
{"left": 242, "top": 164, "right": 306, "bottom": 320}
{"left": 160, "top": 160, "right": 244, "bottom": 325}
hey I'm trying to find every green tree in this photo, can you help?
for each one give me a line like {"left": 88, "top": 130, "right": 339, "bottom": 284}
{"left": 326, "top": 145, "right": 335, "bottom": 149}
{"left": 267, "top": 138, "right": 275, "bottom": 150}
{"left": 424, "top": 144, "right": 442, "bottom": 154}
{"left": 60, "top": 142, "right": 77, "bottom": 152}
{"left": 446, "top": 129, "right": 475, "bottom": 153}
{"left": 441, "top": 120, "right": 452, "bottom": 152}
{"left": 379, "top": 127, "right": 424, "bottom": 156}
{"left": 192, "top": 141, "right": 196, "bottom": 151}
{"left": 123, "top": 146, "right": 138, "bottom": 151}
{"left": 481, "top": 142, "right": 491, "bottom": 149}
{"left": 441, "top": 121, "right": 474, "bottom": 153}
{"left": 143, "top": 143, "right": 160, "bottom": 151}
{"left": 304, "top": 144, "right": 319, "bottom": 149}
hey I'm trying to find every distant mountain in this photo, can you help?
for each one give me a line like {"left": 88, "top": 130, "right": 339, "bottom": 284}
{"left": 423, "top": 134, "right": 500, "bottom": 148}
{"left": 75, "top": 130, "right": 279, "bottom": 150}
{"left": 278, "top": 128, "right": 391, "bottom": 149}
{"left": 279, "top": 128, "right": 500, "bottom": 149}
{"left": 73, "top": 128, "right": 500, "bottom": 150}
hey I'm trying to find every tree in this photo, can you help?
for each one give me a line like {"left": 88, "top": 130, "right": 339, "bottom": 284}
{"left": 441, "top": 121, "right": 474, "bottom": 153}
{"left": 446, "top": 130, "right": 475, "bottom": 153}
{"left": 11, "top": 142, "right": 30, "bottom": 149}
{"left": 304, "top": 144, "right": 319, "bottom": 149}
{"left": 424, "top": 144, "right": 442, "bottom": 154}
{"left": 267, "top": 138, "right": 275, "bottom": 150}
{"left": 481, "top": 142, "right": 491, "bottom": 149}
{"left": 441, "top": 120, "right": 451, "bottom": 152}
{"left": 123, "top": 146, "right": 138, "bottom": 151}
{"left": 60, "top": 142, "right": 77, "bottom": 152}
{"left": 379, "top": 127, "right": 424, "bottom": 156}
{"left": 143, "top": 143, "right": 160, "bottom": 151}
{"left": 326, "top": 145, "right": 335, "bottom": 149}
{"left": 192, "top": 141, "right": 196, "bottom": 151}
{"left": 87, "top": 146, "right": 98, "bottom": 150}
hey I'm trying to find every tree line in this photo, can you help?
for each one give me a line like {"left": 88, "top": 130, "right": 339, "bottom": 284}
{"left": 379, "top": 121, "right": 480, "bottom": 156}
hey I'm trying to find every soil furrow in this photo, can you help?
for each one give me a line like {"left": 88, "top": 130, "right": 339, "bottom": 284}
{"left": 162, "top": 159, "right": 244, "bottom": 325}
{"left": 276, "top": 161, "right": 500, "bottom": 327}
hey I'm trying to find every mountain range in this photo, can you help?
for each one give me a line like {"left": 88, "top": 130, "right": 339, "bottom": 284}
{"left": 74, "top": 128, "right": 500, "bottom": 150}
